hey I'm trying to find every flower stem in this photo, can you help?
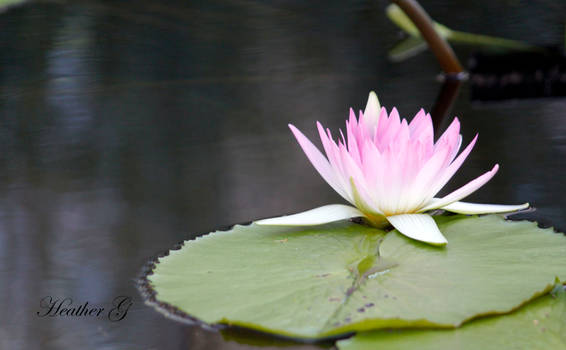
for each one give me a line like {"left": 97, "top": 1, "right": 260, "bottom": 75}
{"left": 391, "top": 0, "right": 464, "bottom": 75}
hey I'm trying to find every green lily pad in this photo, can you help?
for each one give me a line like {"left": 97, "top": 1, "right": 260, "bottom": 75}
{"left": 337, "top": 285, "right": 566, "bottom": 350}
{"left": 146, "top": 215, "right": 566, "bottom": 339}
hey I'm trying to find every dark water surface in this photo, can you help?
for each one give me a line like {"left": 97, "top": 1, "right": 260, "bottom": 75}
{"left": 1, "top": 1, "right": 565, "bottom": 349}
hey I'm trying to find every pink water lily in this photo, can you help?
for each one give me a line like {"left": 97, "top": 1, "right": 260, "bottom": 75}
{"left": 257, "top": 92, "right": 529, "bottom": 245}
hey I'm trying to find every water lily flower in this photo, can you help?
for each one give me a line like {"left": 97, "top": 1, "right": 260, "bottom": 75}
{"left": 257, "top": 92, "right": 529, "bottom": 246}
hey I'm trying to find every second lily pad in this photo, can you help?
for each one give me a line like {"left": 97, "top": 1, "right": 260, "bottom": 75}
{"left": 337, "top": 284, "right": 566, "bottom": 350}
{"left": 146, "top": 215, "right": 566, "bottom": 339}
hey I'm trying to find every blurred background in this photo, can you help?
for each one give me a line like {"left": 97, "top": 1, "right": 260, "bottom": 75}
{"left": 1, "top": 0, "right": 565, "bottom": 349}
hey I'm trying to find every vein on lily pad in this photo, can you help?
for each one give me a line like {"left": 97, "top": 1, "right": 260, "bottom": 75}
{"left": 256, "top": 92, "right": 529, "bottom": 246}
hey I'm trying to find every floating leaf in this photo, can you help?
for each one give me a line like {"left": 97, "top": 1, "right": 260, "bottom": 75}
{"left": 146, "top": 215, "right": 566, "bottom": 339}
{"left": 337, "top": 285, "right": 566, "bottom": 350}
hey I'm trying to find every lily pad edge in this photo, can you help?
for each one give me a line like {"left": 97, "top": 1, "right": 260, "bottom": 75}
{"left": 137, "top": 215, "right": 566, "bottom": 343}
{"left": 137, "top": 220, "right": 365, "bottom": 343}
{"left": 137, "top": 220, "right": 365, "bottom": 342}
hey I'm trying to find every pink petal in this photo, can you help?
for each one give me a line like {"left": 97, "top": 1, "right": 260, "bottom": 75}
{"left": 389, "top": 107, "right": 401, "bottom": 126}
{"left": 373, "top": 107, "right": 389, "bottom": 142}
{"left": 361, "top": 140, "right": 384, "bottom": 208}
{"left": 425, "top": 134, "right": 478, "bottom": 200}
{"left": 346, "top": 110, "right": 362, "bottom": 165}
{"left": 420, "top": 164, "right": 500, "bottom": 211}
{"left": 411, "top": 141, "right": 453, "bottom": 201}
{"left": 381, "top": 147, "right": 404, "bottom": 215}
{"left": 379, "top": 108, "right": 402, "bottom": 149}
{"left": 289, "top": 124, "right": 349, "bottom": 200}
{"left": 435, "top": 117, "right": 462, "bottom": 163}
{"left": 436, "top": 117, "right": 461, "bottom": 149}
{"left": 339, "top": 142, "right": 365, "bottom": 184}
{"left": 408, "top": 109, "right": 427, "bottom": 136}
{"left": 409, "top": 110, "right": 434, "bottom": 157}
{"left": 317, "top": 123, "right": 346, "bottom": 183}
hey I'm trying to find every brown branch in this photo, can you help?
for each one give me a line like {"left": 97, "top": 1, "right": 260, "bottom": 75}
{"left": 431, "top": 78, "right": 462, "bottom": 137}
{"left": 392, "top": 0, "right": 463, "bottom": 74}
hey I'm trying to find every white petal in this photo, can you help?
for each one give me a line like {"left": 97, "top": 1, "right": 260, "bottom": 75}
{"left": 255, "top": 204, "right": 364, "bottom": 226}
{"left": 363, "top": 91, "right": 381, "bottom": 129}
{"left": 387, "top": 214, "right": 447, "bottom": 246}
{"left": 441, "top": 201, "right": 530, "bottom": 214}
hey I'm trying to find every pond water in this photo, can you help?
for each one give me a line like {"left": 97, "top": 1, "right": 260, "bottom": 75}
{"left": 1, "top": 1, "right": 565, "bottom": 349}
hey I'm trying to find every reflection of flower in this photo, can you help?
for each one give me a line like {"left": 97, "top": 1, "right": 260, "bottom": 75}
{"left": 258, "top": 92, "right": 528, "bottom": 245}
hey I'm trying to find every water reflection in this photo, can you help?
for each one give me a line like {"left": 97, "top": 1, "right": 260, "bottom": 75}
{"left": 0, "top": 1, "right": 565, "bottom": 349}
